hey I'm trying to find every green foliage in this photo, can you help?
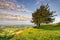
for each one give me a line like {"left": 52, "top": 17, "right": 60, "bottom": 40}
{"left": 57, "top": 22, "right": 60, "bottom": 25}
{"left": 0, "top": 25, "right": 60, "bottom": 40}
{"left": 12, "top": 25, "right": 60, "bottom": 40}
{"left": 0, "top": 25, "right": 25, "bottom": 40}
{"left": 32, "top": 4, "right": 55, "bottom": 27}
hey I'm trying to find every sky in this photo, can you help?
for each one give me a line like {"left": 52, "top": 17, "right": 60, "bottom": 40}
{"left": 0, "top": 0, "right": 60, "bottom": 25}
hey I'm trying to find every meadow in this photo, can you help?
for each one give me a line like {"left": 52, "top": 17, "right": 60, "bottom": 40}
{"left": 0, "top": 23, "right": 60, "bottom": 40}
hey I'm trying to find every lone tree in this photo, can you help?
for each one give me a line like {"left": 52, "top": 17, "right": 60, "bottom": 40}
{"left": 32, "top": 4, "right": 56, "bottom": 28}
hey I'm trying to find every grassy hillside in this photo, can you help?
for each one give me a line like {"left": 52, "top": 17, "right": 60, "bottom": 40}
{"left": 0, "top": 24, "right": 60, "bottom": 40}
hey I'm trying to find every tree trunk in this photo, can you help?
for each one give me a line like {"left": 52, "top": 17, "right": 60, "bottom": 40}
{"left": 37, "top": 19, "right": 40, "bottom": 28}
{"left": 37, "top": 23, "right": 40, "bottom": 28}
{"left": 39, "top": 23, "right": 40, "bottom": 27}
{"left": 39, "top": 23, "right": 41, "bottom": 27}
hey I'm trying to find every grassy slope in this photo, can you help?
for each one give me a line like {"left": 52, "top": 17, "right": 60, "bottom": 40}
{"left": 0, "top": 25, "right": 60, "bottom": 40}
{"left": 0, "top": 26, "right": 24, "bottom": 40}
{"left": 11, "top": 25, "right": 60, "bottom": 40}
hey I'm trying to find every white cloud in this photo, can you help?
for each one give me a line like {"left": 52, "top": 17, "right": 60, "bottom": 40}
{"left": 35, "top": 0, "right": 44, "bottom": 5}
{"left": 0, "top": 0, "right": 32, "bottom": 12}
{"left": 0, "top": 12, "right": 31, "bottom": 21}
{"left": 35, "top": 0, "right": 50, "bottom": 5}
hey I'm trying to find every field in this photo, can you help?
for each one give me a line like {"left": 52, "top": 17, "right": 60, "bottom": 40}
{"left": 0, "top": 24, "right": 60, "bottom": 40}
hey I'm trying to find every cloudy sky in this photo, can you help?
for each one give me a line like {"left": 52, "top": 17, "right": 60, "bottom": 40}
{"left": 0, "top": 0, "right": 60, "bottom": 25}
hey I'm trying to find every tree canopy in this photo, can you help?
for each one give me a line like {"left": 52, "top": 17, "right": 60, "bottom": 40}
{"left": 32, "top": 4, "right": 56, "bottom": 27}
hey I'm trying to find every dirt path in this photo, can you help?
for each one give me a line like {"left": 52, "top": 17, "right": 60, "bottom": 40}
{"left": 15, "top": 28, "right": 32, "bottom": 35}
{"left": 15, "top": 30, "right": 23, "bottom": 35}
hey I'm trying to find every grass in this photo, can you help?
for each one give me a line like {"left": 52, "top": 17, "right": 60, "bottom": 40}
{"left": 0, "top": 24, "right": 60, "bottom": 40}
